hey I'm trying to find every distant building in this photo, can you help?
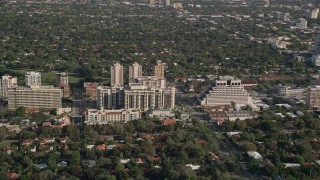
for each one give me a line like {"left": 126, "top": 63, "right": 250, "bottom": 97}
{"left": 154, "top": 60, "right": 165, "bottom": 78}
{"left": 8, "top": 85, "right": 62, "bottom": 109}
{"left": 172, "top": 3, "right": 183, "bottom": 9}
{"left": 309, "top": 8, "right": 319, "bottom": 19}
{"left": 276, "top": 86, "right": 306, "bottom": 97}
{"left": 274, "top": 12, "right": 290, "bottom": 21}
{"left": 111, "top": 62, "right": 124, "bottom": 87}
{"left": 264, "top": 0, "right": 269, "bottom": 7}
{"left": 84, "top": 82, "right": 98, "bottom": 100}
{"left": 0, "top": 75, "right": 17, "bottom": 99}
{"left": 306, "top": 86, "right": 320, "bottom": 111}
{"left": 56, "top": 72, "right": 68, "bottom": 87}
{"left": 25, "top": 71, "right": 41, "bottom": 86}
{"left": 296, "top": 18, "right": 307, "bottom": 29}
{"left": 200, "top": 76, "right": 252, "bottom": 106}
{"left": 311, "top": 55, "right": 320, "bottom": 66}
{"left": 314, "top": 39, "right": 320, "bottom": 55}
{"left": 165, "top": 0, "right": 170, "bottom": 6}
{"left": 129, "top": 62, "right": 142, "bottom": 82}
{"left": 131, "top": 76, "right": 166, "bottom": 89}
{"left": 84, "top": 109, "right": 140, "bottom": 125}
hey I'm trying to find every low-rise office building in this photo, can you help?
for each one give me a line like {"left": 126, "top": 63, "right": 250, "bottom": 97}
{"left": 84, "top": 109, "right": 140, "bottom": 125}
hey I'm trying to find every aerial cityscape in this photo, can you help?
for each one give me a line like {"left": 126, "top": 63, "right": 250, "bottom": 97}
{"left": 1, "top": 0, "right": 320, "bottom": 179}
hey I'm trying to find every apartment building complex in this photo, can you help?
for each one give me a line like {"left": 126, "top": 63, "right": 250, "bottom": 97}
{"left": 7, "top": 85, "right": 62, "bottom": 109}
{"left": 84, "top": 109, "right": 140, "bottom": 125}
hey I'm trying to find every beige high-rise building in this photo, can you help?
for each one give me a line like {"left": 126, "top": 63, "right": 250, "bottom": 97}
{"left": 154, "top": 60, "right": 165, "bottom": 78}
{"left": 306, "top": 86, "right": 320, "bottom": 111}
{"left": 111, "top": 62, "right": 124, "bottom": 87}
{"left": 7, "top": 85, "right": 62, "bottom": 109}
{"left": 129, "top": 62, "right": 142, "bottom": 82}
{"left": 0, "top": 75, "right": 17, "bottom": 99}
{"left": 56, "top": 72, "right": 69, "bottom": 87}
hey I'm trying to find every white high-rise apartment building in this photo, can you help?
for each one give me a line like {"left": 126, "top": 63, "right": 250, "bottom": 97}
{"left": 110, "top": 62, "right": 124, "bottom": 87}
{"left": 310, "top": 8, "right": 319, "bottom": 19}
{"left": 25, "top": 71, "right": 41, "bottom": 86}
{"left": 0, "top": 75, "right": 17, "bottom": 99}
{"left": 129, "top": 62, "right": 142, "bottom": 82}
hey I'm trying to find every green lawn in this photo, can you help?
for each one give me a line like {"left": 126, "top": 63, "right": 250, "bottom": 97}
{"left": 9, "top": 69, "right": 84, "bottom": 87}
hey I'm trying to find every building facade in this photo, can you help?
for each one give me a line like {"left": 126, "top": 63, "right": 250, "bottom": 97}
{"left": 201, "top": 76, "right": 251, "bottom": 106}
{"left": 25, "top": 71, "right": 41, "bottom": 86}
{"left": 306, "top": 86, "right": 320, "bottom": 111}
{"left": 8, "top": 85, "right": 62, "bottom": 109}
{"left": 154, "top": 60, "right": 165, "bottom": 78}
{"left": 129, "top": 62, "right": 142, "bottom": 82}
{"left": 84, "top": 109, "right": 140, "bottom": 125}
{"left": 84, "top": 82, "right": 98, "bottom": 100}
{"left": 124, "top": 83, "right": 175, "bottom": 111}
{"left": 56, "top": 72, "right": 69, "bottom": 87}
{"left": 0, "top": 75, "right": 17, "bottom": 99}
{"left": 111, "top": 62, "right": 124, "bottom": 87}
{"left": 131, "top": 76, "right": 166, "bottom": 89}
{"left": 97, "top": 86, "right": 124, "bottom": 109}
{"left": 310, "top": 8, "right": 319, "bottom": 19}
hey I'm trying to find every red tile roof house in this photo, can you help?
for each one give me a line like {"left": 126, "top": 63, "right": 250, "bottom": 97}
{"left": 6, "top": 173, "right": 19, "bottom": 180}
{"left": 40, "top": 137, "right": 55, "bottom": 145}
{"left": 161, "top": 118, "right": 176, "bottom": 125}
{"left": 194, "top": 139, "right": 208, "bottom": 145}
{"left": 60, "top": 137, "right": 69, "bottom": 144}
{"left": 96, "top": 144, "right": 106, "bottom": 151}
{"left": 22, "top": 139, "right": 37, "bottom": 147}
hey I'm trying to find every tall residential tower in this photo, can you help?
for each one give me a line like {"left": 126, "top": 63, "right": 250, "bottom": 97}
{"left": 129, "top": 62, "right": 142, "bottom": 82}
{"left": 111, "top": 62, "right": 124, "bottom": 87}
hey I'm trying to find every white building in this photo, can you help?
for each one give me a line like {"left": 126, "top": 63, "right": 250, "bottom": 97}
{"left": 201, "top": 76, "right": 252, "bottom": 106}
{"left": 111, "top": 62, "right": 124, "bottom": 87}
{"left": 25, "top": 71, "right": 41, "bottom": 86}
{"left": 0, "top": 75, "right": 17, "bottom": 99}
{"left": 309, "top": 8, "right": 319, "bottom": 19}
{"left": 84, "top": 109, "right": 140, "bottom": 125}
